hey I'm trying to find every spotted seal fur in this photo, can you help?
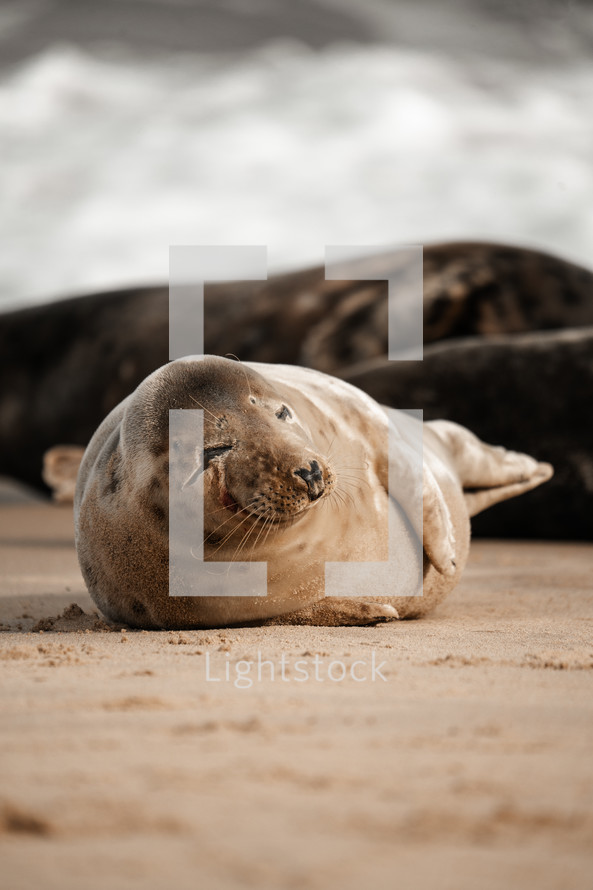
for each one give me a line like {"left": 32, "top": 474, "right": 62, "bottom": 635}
{"left": 72, "top": 356, "right": 551, "bottom": 628}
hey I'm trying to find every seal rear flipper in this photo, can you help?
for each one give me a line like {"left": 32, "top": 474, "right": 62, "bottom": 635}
{"left": 426, "top": 420, "right": 555, "bottom": 518}
{"left": 42, "top": 445, "right": 85, "bottom": 503}
{"left": 464, "top": 462, "right": 554, "bottom": 517}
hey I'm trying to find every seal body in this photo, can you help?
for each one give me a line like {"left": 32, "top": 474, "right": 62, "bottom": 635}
{"left": 74, "top": 356, "right": 552, "bottom": 629}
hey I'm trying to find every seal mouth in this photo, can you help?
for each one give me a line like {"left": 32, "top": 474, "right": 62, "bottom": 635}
{"left": 218, "top": 484, "right": 312, "bottom": 525}
{"left": 220, "top": 486, "right": 241, "bottom": 514}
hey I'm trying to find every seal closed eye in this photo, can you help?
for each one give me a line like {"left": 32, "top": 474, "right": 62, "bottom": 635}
{"left": 183, "top": 443, "right": 233, "bottom": 487}
{"left": 203, "top": 444, "right": 233, "bottom": 470}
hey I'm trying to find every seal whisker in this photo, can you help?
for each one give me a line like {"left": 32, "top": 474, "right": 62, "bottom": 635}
{"left": 232, "top": 508, "right": 272, "bottom": 567}
{"left": 336, "top": 477, "right": 365, "bottom": 494}
{"left": 260, "top": 510, "right": 280, "bottom": 550}
{"left": 207, "top": 508, "right": 259, "bottom": 557}
{"left": 335, "top": 472, "right": 370, "bottom": 494}
{"left": 246, "top": 514, "right": 270, "bottom": 554}
{"left": 187, "top": 395, "right": 220, "bottom": 423}
{"left": 229, "top": 511, "right": 264, "bottom": 564}
{"left": 204, "top": 494, "right": 260, "bottom": 521}
{"left": 331, "top": 487, "right": 345, "bottom": 508}
{"left": 340, "top": 488, "right": 356, "bottom": 507}
{"left": 327, "top": 488, "right": 343, "bottom": 513}
{"left": 204, "top": 504, "right": 235, "bottom": 517}
{"left": 204, "top": 507, "right": 259, "bottom": 546}
{"left": 336, "top": 480, "right": 364, "bottom": 501}
{"left": 224, "top": 353, "right": 253, "bottom": 399}
{"left": 318, "top": 492, "right": 335, "bottom": 517}
{"left": 325, "top": 435, "right": 338, "bottom": 461}
{"left": 336, "top": 474, "right": 367, "bottom": 487}
{"left": 204, "top": 496, "right": 261, "bottom": 548}
{"left": 331, "top": 487, "right": 352, "bottom": 512}
{"left": 332, "top": 465, "right": 370, "bottom": 477}
{"left": 250, "top": 510, "right": 275, "bottom": 557}
{"left": 337, "top": 476, "right": 364, "bottom": 487}
{"left": 217, "top": 519, "right": 262, "bottom": 575}
{"left": 325, "top": 490, "right": 343, "bottom": 517}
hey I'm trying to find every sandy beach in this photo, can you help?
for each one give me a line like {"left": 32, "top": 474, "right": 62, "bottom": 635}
{"left": 1, "top": 488, "right": 592, "bottom": 889}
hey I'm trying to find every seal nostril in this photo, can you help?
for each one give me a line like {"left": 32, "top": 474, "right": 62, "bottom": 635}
{"left": 294, "top": 460, "right": 325, "bottom": 500}
{"left": 309, "top": 460, "right": 322, "bottom": 481}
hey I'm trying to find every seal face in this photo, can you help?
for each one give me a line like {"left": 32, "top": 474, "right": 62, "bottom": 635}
{"left": 195, "top": 371, "right": 336, "bottom": 547}
{"left": 74, "top": 356, "right": 552, "bottom": 629}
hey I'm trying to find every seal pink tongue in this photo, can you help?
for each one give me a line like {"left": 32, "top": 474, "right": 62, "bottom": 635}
{"left": 221, "top": 488, "right": 240, "bottom": 513}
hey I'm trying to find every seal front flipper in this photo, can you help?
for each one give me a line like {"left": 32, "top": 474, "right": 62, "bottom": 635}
{"left": 262, "top": 599, "right": 399, "bottom": 627}
{"left": 422, "top": 463, "right": 457, "bottom": 576}
{"left": 383, "top": 413, "right": 457, "bottom": 577}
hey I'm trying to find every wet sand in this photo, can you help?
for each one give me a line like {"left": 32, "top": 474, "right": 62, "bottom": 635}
{"left": 1, "top": 496, "right": 592, "bottom": 889}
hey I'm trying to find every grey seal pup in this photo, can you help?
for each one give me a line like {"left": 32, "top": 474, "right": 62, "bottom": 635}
{"left": 72, "top": 356, "right": 552, "bottom": 628}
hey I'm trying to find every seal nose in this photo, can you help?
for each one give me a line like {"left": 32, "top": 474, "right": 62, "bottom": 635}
{"left": 294, "top": 460, "right": 325, "bottom": 501}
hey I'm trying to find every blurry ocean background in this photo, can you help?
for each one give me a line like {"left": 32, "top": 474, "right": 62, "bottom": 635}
{"left": 0, "top": 0, "right": 592, "bottom": 308}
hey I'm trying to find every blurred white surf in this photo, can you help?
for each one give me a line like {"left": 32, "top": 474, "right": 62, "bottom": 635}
{"left": 0, "top": 40, "right": 591, "bottom": 306}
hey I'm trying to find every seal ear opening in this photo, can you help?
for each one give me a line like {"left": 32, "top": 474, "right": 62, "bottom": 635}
{"left": 42, "top": 445, "right": 86, "bottom": 503}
